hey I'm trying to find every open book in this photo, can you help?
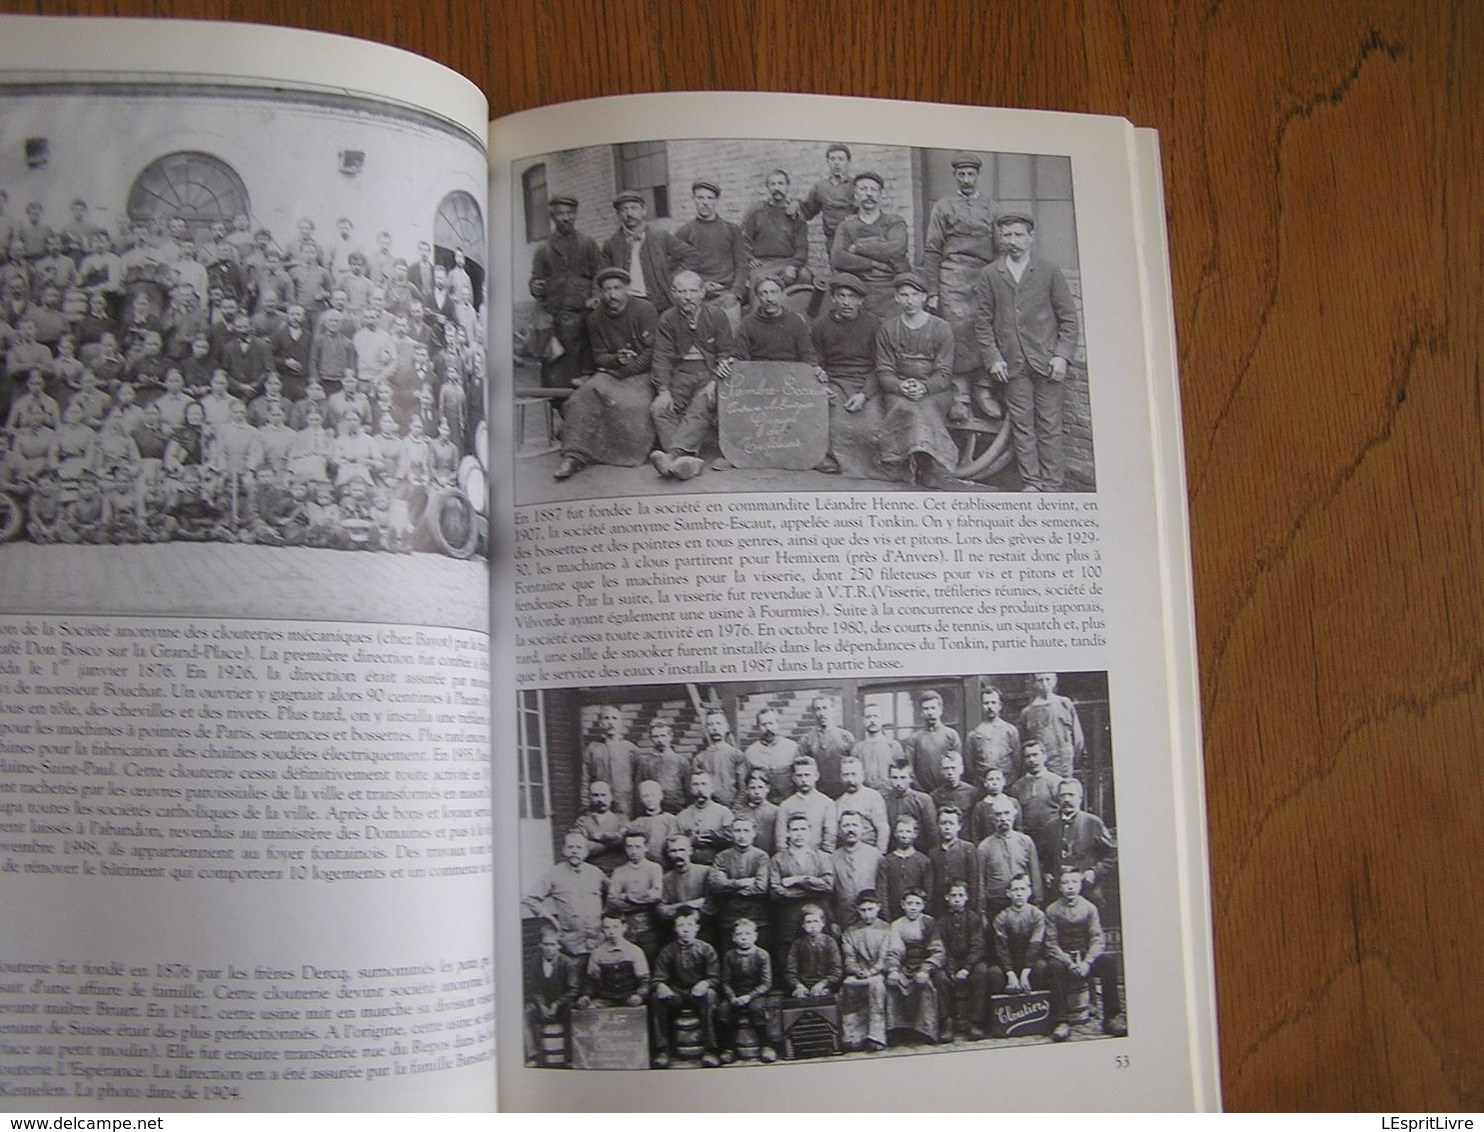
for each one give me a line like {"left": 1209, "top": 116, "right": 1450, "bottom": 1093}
{"left": 0, "top": 16, "right": 1218, "bottom": 1113}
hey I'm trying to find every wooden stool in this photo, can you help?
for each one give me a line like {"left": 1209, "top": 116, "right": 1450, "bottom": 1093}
{"left": 780, "top": 1000, "right": 841, "bottom": 1059}
{"left": 514, "top": 391, "right": 567, "bottom": 456}
{"left": 734, "top": 1018, "right": 761, "bottom": 1061}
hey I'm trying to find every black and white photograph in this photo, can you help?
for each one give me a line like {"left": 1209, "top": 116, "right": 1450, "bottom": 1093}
{"left": 511, "top": 138, "right": 1092, "bottom": 504}
{"left": 0, "top": 79, "right": 489, "bottom": 626}
{"left": 514, "top": 671, "right": 1124, "bottom": 1071}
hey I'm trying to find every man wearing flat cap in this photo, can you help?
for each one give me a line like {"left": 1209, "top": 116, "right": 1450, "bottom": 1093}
{"left": 676, "top": 180, "right": 747, "bottom": 333}
{"left": 809, "top": 272, "right": 881, "bottom": 476}
{"left": 528, "top": 194, "right": 600, "bottom": 388}
{"left": 875, "top": 272, "right": 958, "bottom": 486}
{"left": 552, "top": 266, "right": 659, "bottom": 480}
{"left": 600, "top": 191, "right": 698, "bottom": 315}
{"left": 830, "top": 171, "right": 910, "bottom": 320}
{"left": 797, "top": 143, "right": 857, "bottom": 254}
{"left": 923, "top": 152, "right": 999, "bottom": 406}
{"left": 973, "top": 211, "right": 1080, "bottom": 492}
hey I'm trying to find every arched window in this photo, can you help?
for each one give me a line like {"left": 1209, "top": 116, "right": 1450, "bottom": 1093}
{"left": 127, "top": 151, "right": 250, "bottom": 243}
{"left": 434, "top": 190, "right": 486, "bottom": 308}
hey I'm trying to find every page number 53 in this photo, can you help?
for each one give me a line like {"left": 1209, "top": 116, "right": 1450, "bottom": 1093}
{"left": 1114, "top": 1055, "right": 1131, "bottom": 1069}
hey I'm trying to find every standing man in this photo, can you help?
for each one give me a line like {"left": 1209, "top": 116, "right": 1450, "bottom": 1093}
{"left": 903, "top": 689, "right": 962, "bottom": 795}
{"left": 554, "top": 266, "right": 658, "bottom": 480}
{"left": 600, "top": 190, "right": 697, "bottom": 315}
{"left": 741, "top": 170, "right": 811, "bottom": 294}
{"left": 830, "top": 172, "right": 910, "bottom": 319}
{"left": 795, "top": 694, "right": 855, "bottom": 799}
{"left": 529, "top": 195, "right": 600, "bottom": 389}
{"left": 966, "top": 682, "right": 1022, "bottom": 785}
{"left": 1019, "top": 672, "right": 1085, "bottom": 780}
{"left": 693, "top": 708, "right": 748, "bottom": 808}
{"left": 675, "top": 180, "right": 746, "bottom": 333}
{"left": 973, "top": 211, "right": 1080, "bottom": 492}
{"left": 797, "top": 143, "right": 857, "bottom": 255}
{"left": 583, "top": 705, "right": 640, "bottom": 819}
{"left": 850, "top": 701, "right": 905, "bottom": 794}
{"left": 923, "top": 152, "right": 999, "bottom": 404}
{"left": 743, "top": 707, "right": 799, "bottom": 803}
{"left": 648, "top": 270, "right": 732, "bottom": 482}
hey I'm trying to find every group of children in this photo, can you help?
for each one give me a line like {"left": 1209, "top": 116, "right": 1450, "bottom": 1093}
{"left": 0, "top": 196, "right": 482, "bottom": 551}
{"left": 524, "top": 687, "right": 1125, "bottom": 1069}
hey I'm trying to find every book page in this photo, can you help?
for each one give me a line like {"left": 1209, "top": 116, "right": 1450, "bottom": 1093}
{"left": 489, "top": 93, "right": 1215, "bottom": 1110}
{"left": 0, "top": 18, "right": 494, "bottom": 1112}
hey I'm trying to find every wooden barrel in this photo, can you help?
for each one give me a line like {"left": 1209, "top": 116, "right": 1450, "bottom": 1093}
{"left": 458, "top": 454, "right": 487, "bottom": 516}
{"left": 1064, "top": 976, "right": 1092, "bottom": 1023}
{"left": 538, "top": 1020, "right": 567, "bottom": 1066}
{"left": 735, "top": 1019, "right": 760, "bottom": 1061}
{"left": 673, "top": 1010, "right": 703, "bottom": 1062}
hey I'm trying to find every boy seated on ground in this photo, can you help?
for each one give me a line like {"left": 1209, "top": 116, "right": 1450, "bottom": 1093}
{"left": 719, "top": 917, "right": 777, "bottom": 1063}
{"left": 1044, "top": 867, "right": 1126, "bottom": 1039}
{"left": 649, "top": 906, "right": 721, "bottom": 1068}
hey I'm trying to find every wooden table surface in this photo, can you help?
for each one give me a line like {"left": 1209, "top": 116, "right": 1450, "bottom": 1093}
{"left": 2, "top": 0, "right": 1478, "bottom": 1112}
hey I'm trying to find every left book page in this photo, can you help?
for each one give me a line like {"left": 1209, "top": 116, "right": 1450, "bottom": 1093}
{"left": 0, "top": 17, "right": 494, "bottom": 1113}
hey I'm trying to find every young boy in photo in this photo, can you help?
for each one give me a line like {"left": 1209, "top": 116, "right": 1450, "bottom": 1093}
{"left": 707, "top": 814, "right": 771, "bottom": 953}
{"left": 719, "top": 917, "right": 777, "bottom": 1063}
{"left": 888, "top": 888, "right": 948, "bottom": 1043}
{"left": 928, "top": 804, "right": 979, "bottom": 916}
{"left": 650, "top": 906, "right": 721, "bottom": 1068}
{"left": 581, "top": 910, "right": 649, "bottom": 1008}
{"left": 1045, "top": 867, "right": 1126, "bottom": 1038}
{"left": 786, "top": 903, "right": 842, "bottom": 1000}
{"left": 938, "top": 879, "right": 989, "bottom": 1040}
{"left": 840, "top": 890, "right": 901, "bottom": 1052}
{"left": 987, "top": 873, "right": 1053, "bottom": 1031}
{"left": 877, "top": 814, "right": 932, "bottom": 924}
{"left": 524, "top": 924, "right": 581, "bottom": 1066}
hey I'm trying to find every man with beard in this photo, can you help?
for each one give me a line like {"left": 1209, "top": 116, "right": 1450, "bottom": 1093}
{"left": 742, "top": 707, "right": 798, "bottom": 803}
{"left": 742, "top": 169, "right": 811, "bottom": 294}
{"left": 830, "top": 171, "right": 910, "bottom": 319}
{"left": 692, "top": 708, "right": 747, "bottom": 808}
{"left": 1052, "top": 779, "right": 1117, "bottom": 913}
{"left": 648, "top": 270, "right": 732, "bottom": 481}
{"left": 528, "top": 194, "right": 600, "bottom": 388}
{"left": 794, "top": 694, "right": 854, "bottom": 799}
{"left": 583, "top": 705, "right": 640, "bottom": 819}
{"left": 675, "top": 180, "right": 746, "bottom": 332}
{"left": 552, "top": 267, "right": 657, "bottom": 480}
{"left": 903, "top": 689, "right": 962, "bottom": 795}
{"left": 600, "top": 191, "right": 697, "bottom": 315}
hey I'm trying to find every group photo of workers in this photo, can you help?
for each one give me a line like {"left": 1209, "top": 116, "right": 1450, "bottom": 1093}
{"left": 512, "top": 138, "right": 1091, "bottom": 503}
{"left": 516, "top": 672, "right": 1123, "bottom": 1070}
{"left": 0, "top": 85, "right": 488, "bottom": 558}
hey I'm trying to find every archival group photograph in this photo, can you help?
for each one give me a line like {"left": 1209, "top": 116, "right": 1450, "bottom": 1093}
{"left": 510, "top": 136, "right": 1095, "bottom": 505}
{"left": 0, "top": 79, "right": 489, "bottom": 627}
{"left": 514, "top": 671, "right": 1125, "bottom": 1071}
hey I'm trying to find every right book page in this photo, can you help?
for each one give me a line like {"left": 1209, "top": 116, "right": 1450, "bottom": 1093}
{"left": 489, "top": 93, "right": 1217, "bottom": 1112}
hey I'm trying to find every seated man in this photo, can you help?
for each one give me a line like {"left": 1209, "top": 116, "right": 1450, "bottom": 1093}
{"left": 524, "top": 924, "right": 581, "bottom": 1066}
{"left": 809, "top": 272, "right": 882, "bottom": 478}
{"left": 873, "top": 272, "right": 957, "bottom": 486}
{"left": 553, "top": 267, "right": 658, "bottom": 481}
{"left": 649, "top": 270, "right": 732, "bottom": 482}
{"left": 649, "top": 906, "right": 721, "bottom": 1068}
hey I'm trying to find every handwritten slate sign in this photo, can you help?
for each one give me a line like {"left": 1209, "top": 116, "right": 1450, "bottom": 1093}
{"left": 569, "top": 1005, "right": 649, "bottom": 1069}
{"left": 988, "top": 991, "right": 1054, "bottom": 1038}
{"left": 718, "top": 361, "right": 829, "bottom": 470}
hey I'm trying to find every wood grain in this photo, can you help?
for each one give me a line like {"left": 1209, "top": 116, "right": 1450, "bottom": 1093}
{"left": 0, "top": 0, "right": 1478, "bottom": 1110}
